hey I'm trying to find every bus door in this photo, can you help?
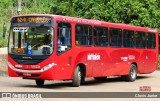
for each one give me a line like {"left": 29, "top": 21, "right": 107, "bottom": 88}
{"left": 88, "top": 51, "right": 107, "bottom": 77}
{"left": 56, "top": 22, "right": 72, "bottom": 79}
{"left": 92, "top": 27, "right": 109, "bottom": 77}
{"left": 135, "top": 31, "right": 147, "bottom": 73}
{"left": 145, "top": 32, "right": 156, "bottom": 72}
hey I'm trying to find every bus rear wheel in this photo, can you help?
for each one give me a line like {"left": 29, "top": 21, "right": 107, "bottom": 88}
{"left": 72, "top": 66, "right": 81, "bottom": 87}
{"left": 126, "top": 64, "right": 137, "bottom": 82}
{"left": 35, "top": 79, "right": 45, "bottom": 87}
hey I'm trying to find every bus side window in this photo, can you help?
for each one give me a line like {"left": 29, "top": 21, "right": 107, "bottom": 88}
{"left": 57, "top": 22, "right": 72, "bottom": 54}
{"left": 93, "top": 26, "right": 108, "bottom": 47}
{"left": 123, "top": 30, "right": 134, "bottom": 48}
{"left": 135, "top": 31, "right": 145, "bottom": 48}
{"left": 146, "top": 32, "right": 156, "bottom": 49}
{"left": 75, "top": 25, "right": 82, "bottom": 45}
{"left": 110, "top": 28, "right": 122, "bottom": 47}
{"left": 75, "top": 24, "right": 92, "bottom": 46}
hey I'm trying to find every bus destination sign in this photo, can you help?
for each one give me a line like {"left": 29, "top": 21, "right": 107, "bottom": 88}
{"left": 13, "top": 16, "right": 52, "bottom": 24}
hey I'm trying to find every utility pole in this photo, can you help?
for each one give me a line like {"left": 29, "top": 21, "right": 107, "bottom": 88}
{"left": 18, "top": 0, "right": 22, "bottom": 15}
{"left": 3, "top": 23, "right": 6, "bottom": 38}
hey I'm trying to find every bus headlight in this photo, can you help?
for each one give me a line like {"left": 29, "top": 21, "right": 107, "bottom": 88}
{"left": 42, "top": 63, "right": 57, "bottom": 72}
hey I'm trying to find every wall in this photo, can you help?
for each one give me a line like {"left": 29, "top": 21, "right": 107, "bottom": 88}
{"left": 0, "top": 47, "right": 7, "bottom": 76}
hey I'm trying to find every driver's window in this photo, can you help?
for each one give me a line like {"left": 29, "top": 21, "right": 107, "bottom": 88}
{"left": 28, "top": 27, "right": 53, "bottom": 55}
{"left": 57, "top": 22, "right": 71, "bottom": 54}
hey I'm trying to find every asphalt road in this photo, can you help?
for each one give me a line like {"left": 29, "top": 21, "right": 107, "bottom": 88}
{"left": 0, "top": 71, "right": 160, "bottom": 101}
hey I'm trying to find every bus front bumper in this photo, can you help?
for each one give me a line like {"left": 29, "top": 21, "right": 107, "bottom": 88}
{"left": 8, "top": 62, "right": 57, "bottom": 80}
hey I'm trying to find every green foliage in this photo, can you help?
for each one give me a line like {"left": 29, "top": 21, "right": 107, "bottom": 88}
{"left": 0, "top": 0, "right": 160, "bottom": 47}
{"left": 0, "top": 36, "right": 7, "bottom": 47}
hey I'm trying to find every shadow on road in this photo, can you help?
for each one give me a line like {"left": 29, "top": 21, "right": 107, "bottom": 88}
{"left": 20, "top": 75, "right": 151, "bottom": 89}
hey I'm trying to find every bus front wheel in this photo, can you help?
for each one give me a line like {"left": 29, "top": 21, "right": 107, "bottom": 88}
{"left": 35, "top": 79, "right": 45, "bottom": 87}
{"left": 126, "top": 64, "right": 137, "bottom": 82}
{"left": 72, "top": 66, "right": 81, "bottom": 87}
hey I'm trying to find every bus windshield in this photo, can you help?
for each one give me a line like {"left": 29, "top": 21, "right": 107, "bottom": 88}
{"left": 9, "top": 26, "right": 54, "bottom": 55}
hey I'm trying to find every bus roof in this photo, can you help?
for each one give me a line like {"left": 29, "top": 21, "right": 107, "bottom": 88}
{"left": 12, "top": 14, "right": 158, "bottom": 33}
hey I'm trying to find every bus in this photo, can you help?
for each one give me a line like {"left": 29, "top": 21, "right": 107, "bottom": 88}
{"left": 8, "top": 14, "right": 158, "bottom": 87}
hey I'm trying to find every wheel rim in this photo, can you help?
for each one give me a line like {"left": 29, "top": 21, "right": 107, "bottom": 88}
{"left": 131, "top": 68, "right": 136, "bottom": 79}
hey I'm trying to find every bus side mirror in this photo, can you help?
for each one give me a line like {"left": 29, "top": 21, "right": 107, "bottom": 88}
{"left": 3, "top": 23, "right": 6, "bottom": 38}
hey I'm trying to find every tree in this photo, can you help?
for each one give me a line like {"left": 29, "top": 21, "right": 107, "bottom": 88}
{"left": 0, "top": 0, "right": 160, "bottom": 47}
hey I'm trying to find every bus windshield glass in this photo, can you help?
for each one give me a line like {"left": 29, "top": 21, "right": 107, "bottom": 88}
{"left": 9, "top": 26, "right": 54, "bottom": 55}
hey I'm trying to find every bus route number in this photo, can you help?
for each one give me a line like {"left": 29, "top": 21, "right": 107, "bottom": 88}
{"left": 16, "top": 17, "right": 51, "bottom": 23}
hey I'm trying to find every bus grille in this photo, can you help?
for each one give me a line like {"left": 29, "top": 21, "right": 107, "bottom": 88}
{"left": 14, "top": 59, "right": 43, "bottom": 65}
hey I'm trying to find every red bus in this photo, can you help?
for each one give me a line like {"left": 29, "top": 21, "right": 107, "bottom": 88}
{"left": 8, "top": 14, "right": 158, "bottom": 87}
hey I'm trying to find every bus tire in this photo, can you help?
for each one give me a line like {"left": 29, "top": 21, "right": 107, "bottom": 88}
{"left": 35, "top": 79, "right": 45, "bottom": 87}
{"left": 72, "top": 66, "right": 81, "bottom": 87}
{"left": 81, "top": 72, "right": 85, "bottom": 84}
{"left": 126, "top": 64, "right": 137, "bottom": 82}
{"left": 94, "top": 77, "right": 107, "bottom": 82}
